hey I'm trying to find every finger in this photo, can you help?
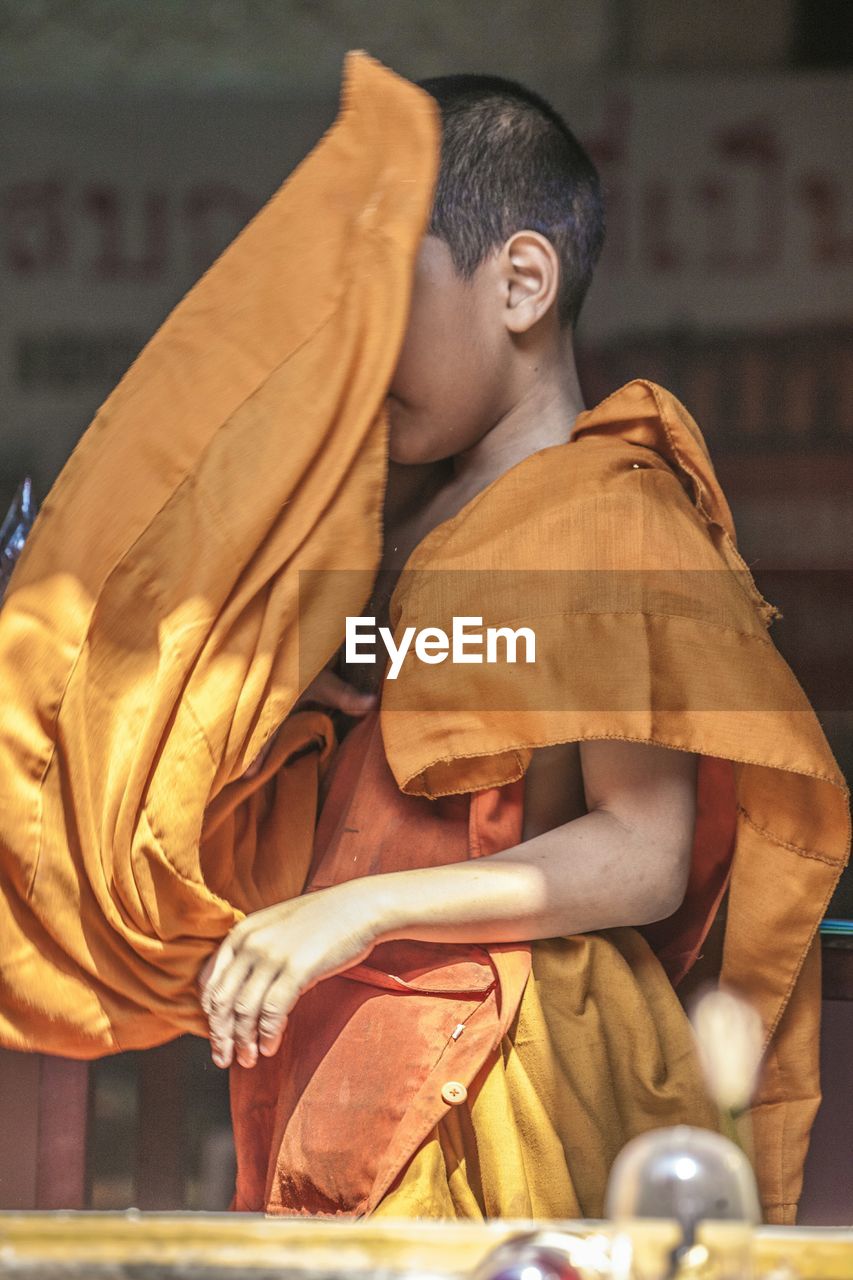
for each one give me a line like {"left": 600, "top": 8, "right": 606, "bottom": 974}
{"left": 242, "top": 729, "right": 278, "bottom": 780}
{"left": 199, "top": 936, "right": 237, "bottom": 1013}
{"left": 257, "top": 971, "right": 300, "bottom": 1058}
{"left": 197, "top": 951, "right": 216, "bottom": 993}
{"left": 340, "top": 687, "right": 377, "bottom": 717}
{"left": 232, "top": 963, "right": 280, "bottom": 1069}
{"left": 311, "top": 669, "right": 377, "bottom": 717}
{"left": 205, "top": 951, "right": 256, "bottom": 1068}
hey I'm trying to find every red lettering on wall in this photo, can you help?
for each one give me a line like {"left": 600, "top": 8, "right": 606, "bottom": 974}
{"left": 584, "top": 97, "right": 630, "bottom": 270}
{"left": 642, "top": 181, "right": 683, "bottom": 270}
{"left": 701, "top": 121, "right": 783, "bottom": 272}
{"left": 800, "top": 174, "right": 853, "bottom": 265}
{"left": 184, "top": 184, "right": 257, "bottom": 275}
{"left": 2, "top": 180, "right": 69, "bottom": 274}
{"left": 83, "top": 186, "right": 169, "bottom": 281}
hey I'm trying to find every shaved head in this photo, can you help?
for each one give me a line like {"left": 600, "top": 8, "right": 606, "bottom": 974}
{"left": 417, "top": 73, "right": 605, "bottom": 329}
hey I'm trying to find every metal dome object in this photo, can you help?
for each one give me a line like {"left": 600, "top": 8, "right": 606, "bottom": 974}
{"left": 469, "top": 1229, "right": 611, "bottom": 1280}
{"left": 605, "top": 1126, "right": 761, "bottom": 1226}
{"left": 605, "top": 1125, "right": 760, "bottom": 1277}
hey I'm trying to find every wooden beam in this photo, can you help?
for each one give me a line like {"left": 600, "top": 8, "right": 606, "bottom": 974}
{"left": 35, "top": 1055, "right": 91, "bottom": 1209}
{"left": 135, "top": 1039, "right": 187, "bottom": 1210}
{"left": 0, "top": 1050, "right": 90, "bottom": 1209}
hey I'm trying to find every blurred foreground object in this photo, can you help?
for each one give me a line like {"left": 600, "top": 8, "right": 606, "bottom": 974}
{"left": 0, "top": 1214, "right": 850, "bottom": 1277}
{"left": 690, "top": 986, "right": 765, "bottom": 1157}
{"left": 690, "top": 988, "right": 765, "bottom": 1115}
{"left": 0, "top": 478, "right": 36, "bottom": 602}
{"left": 606, "top": 1126, "right": 761, "bottom": 1277}
{"left": 470, "top": 1230, "right": 588, "bottom": 1279}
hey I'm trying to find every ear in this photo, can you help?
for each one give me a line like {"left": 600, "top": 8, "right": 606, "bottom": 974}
{"left": 501, "top": 231, "right": 560, "bottom": 335}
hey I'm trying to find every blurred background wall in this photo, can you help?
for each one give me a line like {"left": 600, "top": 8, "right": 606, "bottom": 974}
{"left": 0, "top": 0, "right": 850, "bottom": 1220}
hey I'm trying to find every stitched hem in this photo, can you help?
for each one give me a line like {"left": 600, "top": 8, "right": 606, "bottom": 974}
{"left": 737, "top": 803, "right": 848, "bottom": 866}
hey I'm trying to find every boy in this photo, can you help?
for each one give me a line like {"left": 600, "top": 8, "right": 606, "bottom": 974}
{"left": 203, "top": 76, "right": 700, "bottom": 1072}
{"left": 0, "top": 55, "right": 847, "bottom": 1224}
{"left": 199, "top": 74, "right": 846, "bottom": 1222}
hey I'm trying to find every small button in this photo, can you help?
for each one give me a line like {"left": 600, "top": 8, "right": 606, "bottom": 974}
{"left": 441, "top": 1080, "right": 468, "bottom": 1106}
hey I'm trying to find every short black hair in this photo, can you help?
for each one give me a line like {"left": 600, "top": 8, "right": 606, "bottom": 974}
{"left": 416, "top": 73, "right": 605, "bottom": 329}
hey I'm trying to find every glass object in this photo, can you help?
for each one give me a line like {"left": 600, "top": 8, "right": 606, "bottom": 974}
{"left": 605, "top": 1125, "right": 761, "bottom": 1277}
{"left": 0, "top": 477, "right": 37, "bottom": 602}
{"left": 470, "top": 1230, "right": 609, "bottom": 1280}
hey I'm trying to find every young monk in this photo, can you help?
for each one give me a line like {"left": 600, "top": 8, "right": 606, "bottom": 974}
{"left": 198, "top": 74, "right": 721, "bottom": 1219}
{"left": 1, "top": 54, "right": 846, "bottom": 1226}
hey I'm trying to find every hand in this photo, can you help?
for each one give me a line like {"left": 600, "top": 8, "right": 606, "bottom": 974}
{"left": 242, "top": 667, "right": 375, "bottom": 779}
{"left": 198, "top": 882, "right": 379, "bottom": 1069}
{"left": 295, "top": 666, "right": 377, "bottom": 717}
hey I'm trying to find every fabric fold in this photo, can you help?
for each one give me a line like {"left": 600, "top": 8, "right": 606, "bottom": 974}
{"left": 0, "top": 51, "right": 440, "bottom": 1054}
{"left": 379, "top": 379, "right": 850, "bottom": 1220}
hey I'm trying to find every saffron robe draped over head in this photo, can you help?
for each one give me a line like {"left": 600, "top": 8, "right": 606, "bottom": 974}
{"left": 0, "top": 52, "right": 848, "bottom": 1226}
{"left": 0, "top": 50, "right": 438, "bottom": 1049}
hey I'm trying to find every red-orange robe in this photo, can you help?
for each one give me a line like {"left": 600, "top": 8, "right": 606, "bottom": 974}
{"left": 228, "top": 707, "right": 721, "bottom": 1219}
{"left": 224, "top": 376, "right": 849, "bottom": 1223}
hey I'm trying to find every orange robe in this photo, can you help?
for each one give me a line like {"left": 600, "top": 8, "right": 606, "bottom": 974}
{"left": 0, "top": 53, "right": 848, "bottom": 1225}
{"left": 229, "top": 708, "right": 720, "bottom": 1219}
{"left": 0, "top": 50, "right": 438, "bottom": 1051}
{"left": 375, "top": 377, "right": 851, "bottom": 1224}
{"left": 228, "top": 376, "right": 850, "bottom": 1223}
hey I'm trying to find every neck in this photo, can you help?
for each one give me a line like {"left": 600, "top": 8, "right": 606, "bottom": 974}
{"left": 451, "top": 339, "right": 585, "bottom": 500}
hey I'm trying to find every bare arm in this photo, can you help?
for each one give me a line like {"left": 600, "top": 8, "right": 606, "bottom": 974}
{"left": 367, "top": 738, "right": 698, "bottom": 946}
{"left": 201, "top": 737, "right": 698, "bottom": 1068}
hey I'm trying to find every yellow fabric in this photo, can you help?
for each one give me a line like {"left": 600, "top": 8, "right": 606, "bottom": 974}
{"left": 373, "top": 931, "right": 720, "bottom": 1219}
{"left": 379, "top": 380, "right": 850, "bottom": 1221}
{"left": 0, "top": 51, "right": 439, "bottom": 1054}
